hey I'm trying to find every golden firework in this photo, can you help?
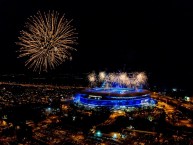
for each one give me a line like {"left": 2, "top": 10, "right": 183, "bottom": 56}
{"left": 17, "top": 11, "right": 77, "bottom": 73}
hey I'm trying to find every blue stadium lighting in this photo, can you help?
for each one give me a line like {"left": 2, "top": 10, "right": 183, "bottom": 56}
{"left": 73, "top": 87, "right": 157, "bottom": 108}
{"left": 74, "top": 72, "right": 157, "bottom": 109}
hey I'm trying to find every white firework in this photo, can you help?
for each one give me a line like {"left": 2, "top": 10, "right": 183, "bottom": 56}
{"left": 118, "top": 72, "right": 128, "bottom": 85}
{"left": 87, "top": 71, "right": 147, "bottom": 89}
{"left": 17, "top": 11, "right": 77, "bottom": 73}
{"left": 88, "top": 72, "right": 97, "bottom": 87}
{"left": 136, "top": 72, "right": 147, "bottom": 84}
{"left": 108, "top": 73, "right": 116, "bottom": 82}
{"left": 99, "top": 71, "right": 106, "bottom": 81}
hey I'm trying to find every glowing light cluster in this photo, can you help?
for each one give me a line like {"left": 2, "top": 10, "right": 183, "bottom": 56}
{"left": 88, "top": 72, "right": 97, "bottom": 86}
{"left": 88, "top": 71, "right": 147, "bottom": 88}
{"left": 136, "top": 72, "right": 147, "bottom": 85}
{"left": 73, "top": 92, "right": 157, "bottom": 107}
{"left": 99, "top": 71, "right": 106, "bottom": 81}
{"left": 17, "top": 11, "right": 77, "bottom": 73}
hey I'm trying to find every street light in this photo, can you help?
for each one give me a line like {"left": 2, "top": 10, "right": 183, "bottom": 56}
{"left": 96, "top": 131, "right": 102, "bottom": 137}
{"left": 113, "top": 133, "right": 117, "bottom": 139}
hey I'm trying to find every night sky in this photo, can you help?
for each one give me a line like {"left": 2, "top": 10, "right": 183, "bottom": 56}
{"left": 0, "top": 0, "right": 193, "bottom": 89}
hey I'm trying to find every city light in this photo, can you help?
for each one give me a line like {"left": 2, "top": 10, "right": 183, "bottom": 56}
{"left": 96, "top": 131, "right": 102, "bottom": 137}
{"left": 113, "top": 133, "right": 117, "bottom": 139}
{"left": 185, "top": 96, "right": 190, "bottom": 101}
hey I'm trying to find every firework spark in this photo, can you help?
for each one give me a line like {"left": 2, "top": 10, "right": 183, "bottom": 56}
{"left": 87, "top": 71, "right": 147, "bottom": 89}
{"left": 108, "top": 73, "right": 116, "bottom": 82}
{"left": 88, "top": 73, "right": 96, "bottom": 84}
{"left": 99, "top": 71, "right": 106, "bottom": 81}
{"left": 118, "top": 73, "right": 128, "bottom": 84}
{"left": 17, "top": 11, "right": 77, "bottom": 73}
{"left": 136, "top": 72, "right": 147, "bottom": 84}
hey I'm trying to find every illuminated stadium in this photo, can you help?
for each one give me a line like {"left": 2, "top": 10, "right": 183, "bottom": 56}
{"left": 73, "top": 72, "right": 157, "bottom": 108}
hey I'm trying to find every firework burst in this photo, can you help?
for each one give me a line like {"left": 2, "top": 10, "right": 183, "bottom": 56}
{"left": 99, "top": 71, "right": 106, "bottom": 81}
{"left": 136, "top": 72, "right": 147, "bottom": 85}
{"left": 118, "top": 73, "right": 128, "bottom": 85}
{"left": 88, "top": 71, "right": 147, "bottom": 89}
{"left": 17, "top": 11, "right": 77, "bottom": 73}
{"left": 88, "top": 72, "right": 97, "bottom": 87}
{"left": 108, "top": 73, "right": 116, "bottom": 82}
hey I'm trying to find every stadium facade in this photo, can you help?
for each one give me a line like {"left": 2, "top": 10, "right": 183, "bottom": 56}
{"left": 73, "top": 87, "right": 157, "bottom": 108}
